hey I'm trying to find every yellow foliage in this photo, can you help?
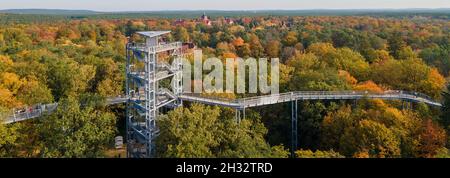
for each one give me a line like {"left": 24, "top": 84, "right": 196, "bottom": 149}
{"left": 0, "top": 72, "right": 23, "bottom": 94}
{"left": 228, "top": 25, "right": 245, "bottom": 33}
{"left": 295, "top": 149, "right": 344, "bottom": 158}
{"left": 75, "top": 65, "right": 96, "bottom": 94}
{"left": 17, "top": 76, "right": 54, "bottom": 105}
{"left": 0, "top": 87, "right": 20, "bottom": 108}
{"left": 357, "top": 98, "right": 388, "bottom": 109}
{"left": 425, "top": 68, "right": 445, "bottom": 98}
{"left": 306, "top": 43, "right": 336, "bottom": 56}
{"left": 0, "top": 55, "right": 13, "bottom": 74}
{"left": 279, "top": 64, "right": 294, "bottom": 89}
{"left": 353, "top": 80, "right": 385, "bottom": 93}
{"left": 371, "top": 107, "right": 409, "bottom": 128}
{"left": 373, "top": 50, "right": 393, "bottom": 63}
{"left": 131, "top": 21, "right": 145, "bottom": 27}
{"left": 286, "top": 53, "right": 320, "bottom": 70}
{"left": 283, "top": 31, "right": 298, "bottom": 46}
{"left": 201, "top": 92, "right": 236, "bottom": 100}
{"left": 370, "top": 99, "right": 388, "bottom": 108}
{"left": 97, "top": 79, "right": 115, "bottom": 97}
{"left": 0, "top": 55, "right": 13, "bottom": 67}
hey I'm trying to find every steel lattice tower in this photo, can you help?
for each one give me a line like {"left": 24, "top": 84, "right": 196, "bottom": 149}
{"left": 126, "top": 31, "right": 182, "bottom": 158}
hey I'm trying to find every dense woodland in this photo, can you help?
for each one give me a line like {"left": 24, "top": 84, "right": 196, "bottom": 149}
{"left": 1, "top": 13, "right": 450, "bottom": 158}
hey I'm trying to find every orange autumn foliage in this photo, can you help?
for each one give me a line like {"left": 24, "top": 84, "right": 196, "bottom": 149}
{"left": 338, "top": 70, "right": 357, "bottom": 85}
{"left": 232, "top": 37, "right": 244, "bottom": 47}
{"left": 415, "top": 119, "right": 447, "bottom": 158}
{"left": 353, "top": 80, "right": 384, "bottom": 93}
{"left": 352, "top": 151, "right": 370, "bottom": 158}
{"left": 222, "top": 52, "right": 237, "bottom": 59}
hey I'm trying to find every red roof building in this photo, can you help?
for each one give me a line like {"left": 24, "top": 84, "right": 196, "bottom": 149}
{"left": 200, "top": 12, "right": 212, "bottom": 26}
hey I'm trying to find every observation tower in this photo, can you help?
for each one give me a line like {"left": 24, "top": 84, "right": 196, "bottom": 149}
{"left": 126, "top": 31, "right": 183, "bottom": 158}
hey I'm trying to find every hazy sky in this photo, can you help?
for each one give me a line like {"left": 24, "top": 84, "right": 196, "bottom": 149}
{"left": 1, "top": 0, "right": 449, "bottom": 11}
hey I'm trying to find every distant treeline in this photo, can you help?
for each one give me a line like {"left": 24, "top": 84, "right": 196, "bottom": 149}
{"left": 1, "top": 9, "right": 449, "bottom": 24}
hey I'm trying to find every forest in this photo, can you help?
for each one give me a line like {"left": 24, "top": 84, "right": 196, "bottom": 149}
{"left": 0, "top": 12, "right": 450, "bottom": 158}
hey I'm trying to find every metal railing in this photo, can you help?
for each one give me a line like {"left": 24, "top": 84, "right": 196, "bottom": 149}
{"left": 3, "top": 90, "right": 442, "bottom": 124}
{"left": 129, "top": 42, "right": 182, "bottom": 54}
{"left": 3, "top": 103, "right": 58, "bottom": 124}
{"left": 180, "top": 90, "right": 442, "bottom": 109}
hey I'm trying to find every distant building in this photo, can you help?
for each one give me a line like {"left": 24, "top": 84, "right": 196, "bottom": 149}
{"left": 200, "top": 12, "right": 212, "bottom": 26}
{"left": 174, "top": 19, "right": 186, "bottom": 26}
{"left": 173, "top": 13, "right": 235, "bottom": 27}
{"left": 225, "top": 17, "right": 234, "bottom": 25}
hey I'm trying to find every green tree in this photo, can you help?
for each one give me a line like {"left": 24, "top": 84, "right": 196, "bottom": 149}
{"left": 298, "top": 101, "right": 330, "bottom": 149}
{"left": 388, "top": 31, "right": 406, "bottom": 59}
{"left": 174, "top": 26, "right": 190, "bottom": 42}
{"left": 286, "top": 53, "right": 353, "bottom": 91}
{"left": 321, "top": 106, "right": 355, "bottom": 150}
{"left": 283, "top": 31, "right": 298, "bottom": 46}
{"left": 156, "top": 104, "right": 289, "bottom": 158}
{"left": 295, "top": 149, "right": 344, "bottom": 158}
{"left": 0, "top": 107, "right": 19, "bottom": 157}
{"left": 370, "top": 58, "right": 445, "bottom": 99}
{"left": 37, "top": 96, "right": 116, "bottom": 158}
{"left": 0, "top": 55, "right": 13, "bottom": 73}
{"left": 420, "top": 45, "right": 450, "bottom": 76}
{"left": 340, "top": 119, "right": 401, "bottom": 158}
{"left": 248, "top": 34, "right": 264, "bottom": 58}
{"left": 237, "top": 43, "right": 251, "bottom": 58}
{"left": 397, "top": 46, "right": 417, "bottom": 60}
{"left": 305, "top": 43, "right": 370, "bottom": 80}
{"left": 265, "top": 40, "right": 281, "bottom": 58}
{"left": 0, "top": 124, "right": 18, "bottom": 157}
{"left": 441, "top": 84, "right": 450, "bottom": 130}
{"left": 46, "top": 59, "right": 95, "bottom": 100}
{"left": 17, "top": 76, "right": 53, "bottom": 105}
{"left": 92, "top": 58, "right": 124, "bottom": 97}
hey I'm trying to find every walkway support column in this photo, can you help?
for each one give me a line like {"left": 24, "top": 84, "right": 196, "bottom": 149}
{"left": 403, "top": 101, "right": 412, "bottom": 110}
{"left": 291, "top": 99, "right": 298, "bottom": 158}
{"left": 235, "top": 109, "right": 242, "bottom": 123}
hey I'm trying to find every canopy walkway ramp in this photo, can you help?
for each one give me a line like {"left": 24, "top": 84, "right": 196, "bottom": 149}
{"left": 2, "top": 90, "right": 441, "bottom": 124}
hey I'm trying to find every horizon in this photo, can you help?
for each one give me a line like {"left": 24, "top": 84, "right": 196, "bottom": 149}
{"left": 1, "top": 0, "right": 449, "bottom": 12}
{"left": 1, "top": 8, "right": 450, "bottom": 13}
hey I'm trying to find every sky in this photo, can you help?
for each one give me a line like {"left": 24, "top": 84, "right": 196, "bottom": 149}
{"left": 0, "top": 0, "right": 449, "bottom": 11}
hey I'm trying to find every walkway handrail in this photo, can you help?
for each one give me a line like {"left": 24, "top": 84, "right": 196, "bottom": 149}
{"left": 180, "top": 90, "right": 442, "bottom": 109}
{"left": 2, "top": 90, "right": 442, "bottom": 124}
{"left": 129, "top": 42, "right": 182, "bottom": 53}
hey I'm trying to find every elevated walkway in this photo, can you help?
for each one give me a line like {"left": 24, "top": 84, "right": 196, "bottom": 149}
{"left": 180, "top": 90, "right": 442, "bottom": 109}
{"left": 2, "top": 90, "right": 442, "bottom": 124}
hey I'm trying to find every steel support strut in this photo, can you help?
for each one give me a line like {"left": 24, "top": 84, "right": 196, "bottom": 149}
{"left": 235, "top": 109, "right": 243, "bottom": 123}
{"left": 291, "top": 100, "right": 298, "bottom": 158}
{"left": 125, "top": 44, "right": 130, "bottom": 158}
